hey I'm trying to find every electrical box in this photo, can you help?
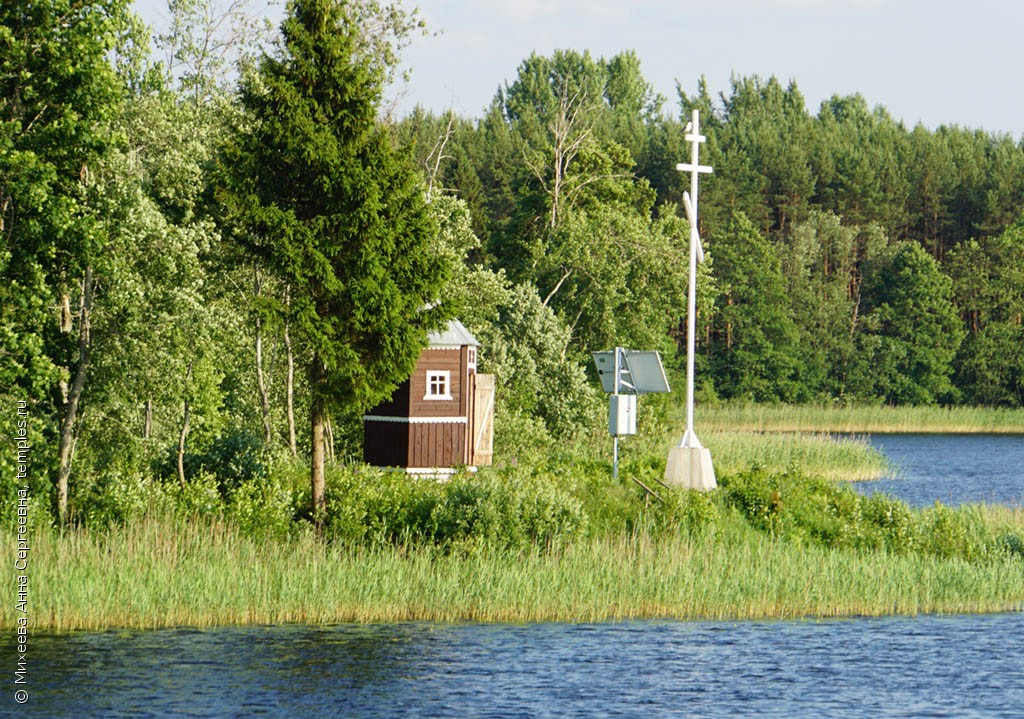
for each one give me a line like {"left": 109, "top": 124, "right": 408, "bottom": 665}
{"left": 609, "top": 394, "right": 637, "bottom": 436}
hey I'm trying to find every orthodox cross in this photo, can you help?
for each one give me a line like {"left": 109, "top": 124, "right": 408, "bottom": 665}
{"left": 676, "top": 109, "right": 712, "bottom": 449}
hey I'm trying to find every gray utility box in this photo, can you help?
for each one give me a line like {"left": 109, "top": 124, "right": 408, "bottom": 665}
{"left": 608, "top": 394, "right": 637, "bottom": 436}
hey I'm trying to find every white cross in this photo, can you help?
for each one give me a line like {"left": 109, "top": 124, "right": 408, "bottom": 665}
{"left": 676, "top": 109, "right": 712, "bottom": 449}
{"left": 676, "top": 108, "right": 713, "bottom": 240}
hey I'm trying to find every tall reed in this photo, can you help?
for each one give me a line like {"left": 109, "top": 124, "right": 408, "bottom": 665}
{"left": 6, "top": 511, "right": 1022, "bottom": 632}
{"left": 699, "top": 403, "right": 1024, "bottom": 434}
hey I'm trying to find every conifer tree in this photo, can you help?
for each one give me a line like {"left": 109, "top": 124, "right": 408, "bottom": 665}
{"left": 217, "top": 0, "right": 450, "bottom": 520}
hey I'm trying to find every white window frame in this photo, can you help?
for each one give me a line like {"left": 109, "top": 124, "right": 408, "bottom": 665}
{"left": 424, "top": 370, "right": 453, "bottom": 400}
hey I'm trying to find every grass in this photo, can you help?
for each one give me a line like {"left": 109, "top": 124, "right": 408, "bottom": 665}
{"left": 6, "top": 503, "right": 1023, "bottom": 632}
{"left": 7, "top": 403, "right": 1024, "bottom": 632}
{"left": 703, "top": 430, "right": 889, "bottom": 481}
{"left": 615, "top": 405, "right": 892, "bottom": 481}
{"left": 699, "top": 403, "right": 1024, "bottom": 434}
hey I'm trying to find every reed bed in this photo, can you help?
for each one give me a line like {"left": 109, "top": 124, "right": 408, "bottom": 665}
{"left": 699, "top": 403, "right": 1024, "bottom": 434}
{"left": 6, "top": 512, "right": 1022, "bottom": 632}
{"left": 703, "top": 430, "right": 890, "bottom": 481}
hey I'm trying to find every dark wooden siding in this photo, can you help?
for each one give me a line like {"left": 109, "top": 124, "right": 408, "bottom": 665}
{"left": 365, "top": 380, "right": 411, "bottom": 417}
{"left": 363, "top": 421, "right": 410, "bottom": 467}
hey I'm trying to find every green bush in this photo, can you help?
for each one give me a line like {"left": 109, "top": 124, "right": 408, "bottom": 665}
{"left": 997, "top": 531, "right": 1024, "bottom": 559}
{"left": 720, "top": 467, "right": 925, "bottom": 555}
{"left": 919, "top": 504, "right": 988, "bottom": 561}
{"left": 169, "top": 472, "right": 225, "bottom": 518}
{"left": 649, "top": 488, "right": 720, "bottom": 536}
{"left": 72, "top": 472, "right": 175, "bottom": 526}
{"left": 319, "top": 465, "right": 441, "bottom": 545}
{"left": 719, "top": 467, "right": 784, "bottom": 535}
{"left": 315, "top": 464, "right": 588, "bottom": 550}
{"left": 227, "top": 475, "right": 295, "bottom": 539}
{"left": 428, "top": 469, "right": 588, "bottom": 550}
{"left": 860, "top": 493, "right": 917, "bottom": 553}
{"left": 162, "top": 428, "right": 276, "bottom": 492}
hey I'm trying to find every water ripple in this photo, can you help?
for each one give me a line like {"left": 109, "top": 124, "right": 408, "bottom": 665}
{"left": 8, "top": 614, "right": 1024, "bottom": 718}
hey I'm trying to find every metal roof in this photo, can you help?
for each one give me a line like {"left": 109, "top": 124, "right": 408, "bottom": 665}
{"left": 427, "top": 319, "right": 479, "bottom": 348}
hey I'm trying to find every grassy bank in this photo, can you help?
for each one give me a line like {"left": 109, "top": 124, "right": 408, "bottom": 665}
{"left": 5, "top": 509, "right": 1023, "bottom": 632}
{"left": 7, "top": 405, "right": 1023, "bottom": 632}
{"left": 6, "top": 467, "right": 1024, "bottom": 632}
{"left": 702, "top": 430, "right": 889, "bottom": 481}
{"left": 610, "top": 406, "right": 891, "bottom": 482}
{"left": 700, "top": 403, "right": 1024, "bottom": 434}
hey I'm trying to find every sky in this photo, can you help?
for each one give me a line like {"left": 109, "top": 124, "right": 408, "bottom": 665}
{"left": 133, "top": 0, "right": 1024, "bottom": 139}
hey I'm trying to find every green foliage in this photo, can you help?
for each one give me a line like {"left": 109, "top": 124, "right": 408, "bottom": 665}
{"left": 0, "top": 0, "right": 137, "bottom": 516}
{"left": 429, "top": 470, "right": 588, "bottom": 550}
{"left": 719, "top": 466, "right": 1021, "bottom": 562}
{"left": 218, "top": 0, "right": 451, "bottom": 413}
{"left": 9, "top": 4, "right": 1024, "bottom": 537}
{"left": 650, "top": 488, "right": 720, "bottom": 536}
{"left": 708, "top": 212, "right": 804, "bottom": 401}
{"left": 474, "top": 282, "right": 602, "bottom": 441}
{"left": 172, "top": 427, "right": 276, "bottom": 490}
{"left": 315, "top": 465, "right": 588, "bottom": 550}
{"left": 859, "top": 242, "right": 964, "bottom": 404}
{"left": 226, "top": 472, "right": 295, "bottom": 539}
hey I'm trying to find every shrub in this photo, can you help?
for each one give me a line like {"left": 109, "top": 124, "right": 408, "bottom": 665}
{"left": 920, "top": 504, "right": 979, "bottom": 560}
{"left": 320, "top": 465, "right": 442, "bottom": 545}
{"left": 227, "top": 475, "right": 295, "bottom": 539}
{"left": 650, "top": 488, "right": 720, "bottom": 536}
{"left": 72, "top": 472, "right": 174, "bottom": 526}
{"left": 169, "top": 472, "right": 225, "bottom": 518}
{"left": 719, "top": 467, "right": 784, "bottom": 535}
{"left": 429, "top": 469, "right": 588, "bottom": 550}
{"left": 860, "top": 493, "right": 916, "bottom": 553}
{"left": 996, "top": 531, "right": 1024, "bottom": 559}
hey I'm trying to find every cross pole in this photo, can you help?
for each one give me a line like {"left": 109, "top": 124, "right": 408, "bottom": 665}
{"left": 676, "top": 109, "right": 712, "bottom": 448}
{"left": 664, "top": 108, "right": 717, "bottom": 490}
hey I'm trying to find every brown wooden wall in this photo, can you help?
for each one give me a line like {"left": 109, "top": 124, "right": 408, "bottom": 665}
{"left": 409, "top": 348, "right": 466, "bottom": 419}
{"left": 363, "top": 344, "right": 479, "bottom": 469}
{"left": 409, "top": 421, "right": 467, "bottom": 468}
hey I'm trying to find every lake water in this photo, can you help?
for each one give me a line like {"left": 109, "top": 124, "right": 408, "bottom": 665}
{"left": 7, "top": 434, "right": 1023, "bottom": 718}
{"left": 857, "top": 433, "right": 1024, "bottom": 507}
{"left": 9, "top": 615, "right": 1024, "bottom": 718}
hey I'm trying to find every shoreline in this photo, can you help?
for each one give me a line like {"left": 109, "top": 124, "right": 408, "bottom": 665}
{"left": 7, "top": 405, "right": 1024, "bottom": 634}
{"left": 6, "top": 515, "right": 1023, "bottom": 633}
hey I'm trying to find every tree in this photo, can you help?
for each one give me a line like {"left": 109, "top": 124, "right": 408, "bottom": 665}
{"left": 859, "top": 242, "right": 963, "bottom": 404}
{"left": 1, "top": 0, "right": 136, "bottom": 521}
{"left": 217, "top": 0, "right": 451, "bottom": 520}
{"left": 949, "top": 218, "right": 1024, "bottom": 405}
{"left": 158, "top": 0, "right": 271, "bottom": 106}
{"left": 706, "top": 211, "right": 803, "bottom": 401}
{"left": 780, "top": 211, "right": 890, "bottom": 399}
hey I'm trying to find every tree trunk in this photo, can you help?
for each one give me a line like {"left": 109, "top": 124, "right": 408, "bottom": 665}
{"left": 324, "top": 414, "right": 335, "bottom": 463}
{"left": 144, "top": 399, "right": 152, "bottom": 439}
{"left": 309, "top": 358, "right": 327, "bottom": 525}
{"left": 284, "top": 323, "right": 297, "bottom": 456}
{"left": 255, "top": 317, "right": 273, "bottom": 444}
{"left": 177, "top": 362, "right": 193, "bottom": 489}
{"left": 56, "top": 266, "right": 94, "bottom": 524}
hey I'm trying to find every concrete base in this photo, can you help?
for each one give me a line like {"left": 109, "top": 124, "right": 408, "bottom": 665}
{"left": 664, "top": 446, "right": 717, "bottom": 491}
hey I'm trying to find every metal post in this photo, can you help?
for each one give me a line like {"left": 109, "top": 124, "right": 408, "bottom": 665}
{"left": 665, "top": 110, "right": 717, "bottom": 490}
{"left": 612, "top": 346, "right": 621, "bottom": 479}
{"left": 613, "top": 436, "right": 619, "bottom": 479}
{"left": 676, "top": 109, "right": 712, "bottom": 449}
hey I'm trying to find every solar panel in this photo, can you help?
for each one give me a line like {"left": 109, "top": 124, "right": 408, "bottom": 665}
{"left": 592, "top": 349, "right": 671, "bottom": 395}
